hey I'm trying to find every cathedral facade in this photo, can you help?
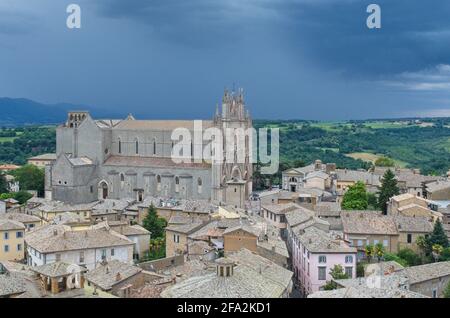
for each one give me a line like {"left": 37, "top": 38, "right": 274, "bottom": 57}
{"left": 45, "top": 89, "right": 253, "bottom": 207}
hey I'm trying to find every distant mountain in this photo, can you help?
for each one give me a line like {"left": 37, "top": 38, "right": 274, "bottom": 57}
{"left": 0, "top": 97, "right": 120, "bottom": 126}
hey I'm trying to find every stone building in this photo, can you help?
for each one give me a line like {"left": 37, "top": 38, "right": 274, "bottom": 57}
{"left": 46, "top": 89, "right": 253, "bottom": 208}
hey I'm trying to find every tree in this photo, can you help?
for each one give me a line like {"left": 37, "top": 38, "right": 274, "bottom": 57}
{"left": 375, "top": 156, "right": 394, "bottom": 167}
{"left": 397, "top": 248, "right": 422, "bottom": 266}
{"left": 432, "top": 244, "right": 444, "bottom": 262}
{"left": 11, "top": 164, "right": 44, "bottom": 196}
{"left": 0, "top": 173, "right": 8, "bottom": 193}
{"left": 367, "top": 192, "right": 379, "bottom": 210}
{"left": 365, "top": 244, "right": 374, "bottom": 263}
{"left": 142, "top": 204, "right": 167, "bottom": 239}
{"left": 341, "top": 181, "right": 368, "bottom": 210}
{"left": 377, "top": 169, "right": 399, "bottom": 214}
{"left": 444, "top": 281, "right": 450, "bottom": 298}
{"left": 428, "top": 220, "right": 449, "bottom": 249}
{"left": 374, "top": 242, "right": 385, "bottom": 262}
{"left": 323, "top": 264, "right": 348, "bottom": 290}
{"left": 13, "top": 191, "right": 33, "bottom": 204}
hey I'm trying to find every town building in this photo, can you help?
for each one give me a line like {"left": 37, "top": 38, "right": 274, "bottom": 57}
{"left": 28, "top": 153, "right": 57, "bottom": 168}
{"left": 388, "top": 193, "right": 442, "bottom": 221}
{"left": 0, "top": 212, "right": 41, "bottom": 231}
{"left": 0, "top": 219, "right": 25, "bottom": 262}
{"left": 394, "top": 215, "right": 433, "bottom": 252}
{"left": 424, "top": 180, "right": 450, "bottom": 200}
{"left": 25, "top": 225, "right": 135, "bottom": 269}
{"left": 341, "top": 211, "right": 399, "bottom": 258}
{"left": 84, "top": 260, "right": 154, "bottom": 297}
{"left": 291, "top": 226, "right": 356, "bottom": 295}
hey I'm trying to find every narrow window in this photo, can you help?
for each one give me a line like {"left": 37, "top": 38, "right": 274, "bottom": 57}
{"left": 118, "top": 139, "right": 122, "bottom": 154}
{"left": 135, "top": 139, "right": 139, "bottom": 154}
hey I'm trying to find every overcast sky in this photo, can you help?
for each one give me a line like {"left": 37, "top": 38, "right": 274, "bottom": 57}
{"left": 1, "top": 0, "right": 450, "bottom": 120}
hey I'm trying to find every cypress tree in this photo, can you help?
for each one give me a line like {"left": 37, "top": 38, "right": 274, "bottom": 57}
{"left": 378, "top": 169, "right": 399, "bottom": 214}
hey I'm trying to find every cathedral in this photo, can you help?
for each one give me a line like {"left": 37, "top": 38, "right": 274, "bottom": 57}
{"left": 45, "top": 89, "right": 253, "bottom": 207}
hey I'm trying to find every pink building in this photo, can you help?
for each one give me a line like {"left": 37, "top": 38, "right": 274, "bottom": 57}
{"left": 290, "top": 226, "right": 357, "bottom": 296}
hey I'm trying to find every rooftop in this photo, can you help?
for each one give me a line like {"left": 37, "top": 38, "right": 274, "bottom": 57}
{"left": 308, "top": 286, "right": 427, "bottom": 298}
{"left": 0, "top": 212, "right": 41, "bottom": 224}
{"left": 32, "top": 262, "right": 87, "bottom": 278}
{"left": 160, "top": 249, "right": 293, "bottom": 298}
{"left": 426, "top": 180, "right": 450, "bottom": 193}
{"left": 0, "top": 219, "right": 25, "bottom": 231}
{"left": 394, "top": 215, "right": 433, "bottom": 233}
{"left": 0, "top": 273, "right": 27, "bottom": 297}
{"left": 28, "top": 153, "right": 57, "bottom": 161}
{"left": 297, "top": 227, "right": 356, "bottom": 254}
{"left": 85, "top": 260, "right": 142, "bottom": 291}
{"left": 341, "top": 211, "right": 398, "bottom": 235}
{"left": 25, "top": 225, "right": 134, "bottom": 253}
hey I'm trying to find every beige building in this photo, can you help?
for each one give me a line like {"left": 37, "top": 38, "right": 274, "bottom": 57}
{"left": 85, "top": 260, "right": 155, "bottom": 297}
{"left": 394, "top": 215, "right": 433, "bottom": 252}
{"left": 0, "top": 212, "right": 41, "bottom": 231}
{"left": 425, "top": 180, "right": 450, "bottom": 200}
{"left": 341, "top": 211, "right": 399, "bottom": 258}
{"left": 165, "top": 221, "right": 205, "bottom": 257}
{"left": 0, "top": 219, "right": 25, "bottom": 262}
{"left": 388, "top": 193, "right": 442, "bottom": 221}
{"left": 28, "top": 153, "right": 57, "bottom": 168}
{"left": 223, "top": 225, "right": 259, "bottom": 254}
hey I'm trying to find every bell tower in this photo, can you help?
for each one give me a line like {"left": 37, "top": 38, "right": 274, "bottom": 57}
{"left": 212, "top": 87, "right": 253, "bottom": 207}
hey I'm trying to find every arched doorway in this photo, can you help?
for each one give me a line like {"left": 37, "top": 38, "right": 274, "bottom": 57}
{"left": 98, "top": 181, "right": 109, "bottom": 200}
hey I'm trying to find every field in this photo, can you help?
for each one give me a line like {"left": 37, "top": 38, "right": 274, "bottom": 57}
{"left": 254, "top": 117, "right": 450, "bottom": 176}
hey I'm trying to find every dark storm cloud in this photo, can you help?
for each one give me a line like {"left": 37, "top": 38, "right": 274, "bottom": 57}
{"left": 1, "top": 0, "right": 450, "bottom": 120}
{"left": 94, "top": 0, "right": 450, "bottom": 77}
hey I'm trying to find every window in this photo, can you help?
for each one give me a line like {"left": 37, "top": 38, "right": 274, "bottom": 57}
{"left": 4, "top": 245, "right": 9, "bottom": 252}
{"left": 135, "top": 139, "right": 139, "bottom": 154}
{"left": 153, "top": 139, "right": 157, "bottom": 155}
{"left": 157, "top": 175, "right": 161, "bottom": 191}
{"left": 373, "top": 240, "right": 379, "bottom": 245}
{"left": 345, "top": 255, "right": 353, "bottom": 264}
{"left": 318, "top": 266, "right": 326, "bottom": 280}
{"left": 432, "top": 289, "right": 438, "bottom": 298}
{"left": 3, "top": 232, "right": 8, "bottom": 240}
{"left": 16, "top": 231, "right": 23, "bottom": 238}
{"left": 79, "top": 252, "right": 84, "bottom": 263}
{"left": 407, "top": 234, "right": 412, "bottom": 244}
{"left": 318, "top": 255, "right": 327, "bottom": 263}
{"left": 174, "top": 234, "right": 179, "bottom": 243}
{"left": 197, "top": 178, "right": 202, "bottom": 194}
{"left": 118, "top": 139, "right": 122, "bottom": 154}
{"left": 17, "top": 244, "right": 22, "bottom": 251}
{"left": 111, "top": 248, "right": 115, "bottom": 256}
{"left": 357, "top": 240, "right": 363, "bottom": 247}
{"left": 345, "top": 267, "right": 353, "bottom": 278}
{"left": 101, "top": 249, "right": 107, "bottom": 260}
{"left": 383, "top": 240, "right": 389, "bottom": 247}
{"left": 90, "top": 186, "right": 94, "bottom": 193}
{"left": 56, "top": 254, "right": 61, "bottom": 261}
{"left": 175, "top": 176, "right": 180, "bottom": 193}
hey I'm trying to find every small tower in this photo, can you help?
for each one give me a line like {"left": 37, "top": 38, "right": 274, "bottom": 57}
{"left": 66, "top": 111, "right": 89, "bottom": 128}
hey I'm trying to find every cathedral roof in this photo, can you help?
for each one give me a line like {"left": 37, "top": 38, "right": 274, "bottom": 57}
{"left": 114, "top": 120, "right": 214, "bottom": 130}
{"left": 103, "top": 156, "right": 211, "bottom": 169}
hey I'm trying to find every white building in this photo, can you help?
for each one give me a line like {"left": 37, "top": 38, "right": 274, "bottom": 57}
{"left": 25, "top": 224, "right": 134, "bottom": 270}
